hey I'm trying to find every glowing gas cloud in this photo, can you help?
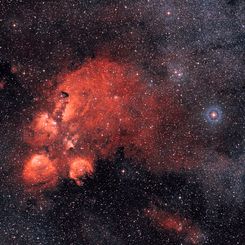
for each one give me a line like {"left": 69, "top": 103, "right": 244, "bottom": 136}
{"left": 145, "top": 207, "right": 204, "bottom": 244}
{"left": 22, "top": 57, "right": 194, "bottom": 192}
{"left": 22, "top": 154, "right": 58, "bottom": 191}
{"left": 22, "top": 57, "right": 167, "bottom": 191}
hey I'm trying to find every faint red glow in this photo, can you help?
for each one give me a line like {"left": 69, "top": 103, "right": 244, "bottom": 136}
{"left": 0, "top": 81, "right": 5, "bottom": 90}
{"left": 145, "top": 207, "right": 204, "bottom": 244}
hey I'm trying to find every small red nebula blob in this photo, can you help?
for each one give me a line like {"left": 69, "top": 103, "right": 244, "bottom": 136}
{"left": 11, "top": 65, "right": 18, "bottom": 74}
{"left": 0, "top": 81, "right": 5, "bottom": 90}
{"left": 145, "top": 207, "right": 203, "bottom": 244}
{"left": 160, "top": 215, "right": 184, "bottom": 232}
{"left": 22, "top": 154, "right": 58, "bottom": 191}
{"left": 69, "top": 157, "right": 94, "bottom": 186}
{"left": 145, "top": 208, "right": 186, "bottom": 234}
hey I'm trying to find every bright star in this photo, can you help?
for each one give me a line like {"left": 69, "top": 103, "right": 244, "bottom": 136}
{"left": 204, "top": 106, "right": 223, "bottom": 124}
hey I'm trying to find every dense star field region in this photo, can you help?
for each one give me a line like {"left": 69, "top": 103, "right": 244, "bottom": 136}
{"left": 0, "top": 0, "right": 244, "bottom": 244}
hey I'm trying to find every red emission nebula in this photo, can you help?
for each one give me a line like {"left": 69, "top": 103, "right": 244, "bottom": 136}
{"left": 145, "top": 207, "right": 203, "bottom": 244}
{"left": 22, "top": 57, "right": 184, "bottom": 192}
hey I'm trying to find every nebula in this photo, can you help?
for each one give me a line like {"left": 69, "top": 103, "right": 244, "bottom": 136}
{"left": 145, "top": 207, "right": 204, "bottom": 244}
{"left": 0, "top": 81, "right": 5, "bottom": 90}
{"left": 68, "top": 157, "right": 94, "bottom": 186}
{"left": 1, "top": 1, "right": 244, "bottom": 244}
{"left": 22, "top": 154, "right": 58, "bottom": 192}
{"left": 22, "top": 57, "right": 167, "bottom": 192}
{"left": 21, "top": 57, "right": 203, "bottom": 193}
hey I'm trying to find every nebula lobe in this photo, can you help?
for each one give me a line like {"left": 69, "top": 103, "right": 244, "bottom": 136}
{"left": 22, "top": 154, "right": 58, "bottom": 191}
{"left": 145, "top": 207, "right": 203, "bottom": 244}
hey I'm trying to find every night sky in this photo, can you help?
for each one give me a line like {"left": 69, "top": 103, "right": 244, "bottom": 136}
{"left": 0, "top": 0, "right": 244, "bottom": 244}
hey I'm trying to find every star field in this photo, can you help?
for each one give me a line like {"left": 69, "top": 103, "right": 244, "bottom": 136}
{"left": 0, "top": 0, "right": 244, "bottom": 244}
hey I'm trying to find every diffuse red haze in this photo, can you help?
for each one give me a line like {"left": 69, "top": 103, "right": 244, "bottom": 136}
{"left": 145, "top": 207, "right": 204, "bottom": 244}
{"left": 22, "top": 57, "right": 166, "bottom": 191}
{"left": 0, "top": 81, "right": 5, "bottom": 90}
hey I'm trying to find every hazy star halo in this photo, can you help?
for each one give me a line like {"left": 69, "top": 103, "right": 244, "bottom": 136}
{"left": 204, "top": 105, "right": 223, "bottom": 124}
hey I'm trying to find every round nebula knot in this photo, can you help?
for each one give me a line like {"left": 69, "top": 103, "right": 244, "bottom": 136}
{"left": 69, "top": 157, "right": 94, "bottom": 186}
{"left": 22, "top": 154, "right": 58, "bottom": 191}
